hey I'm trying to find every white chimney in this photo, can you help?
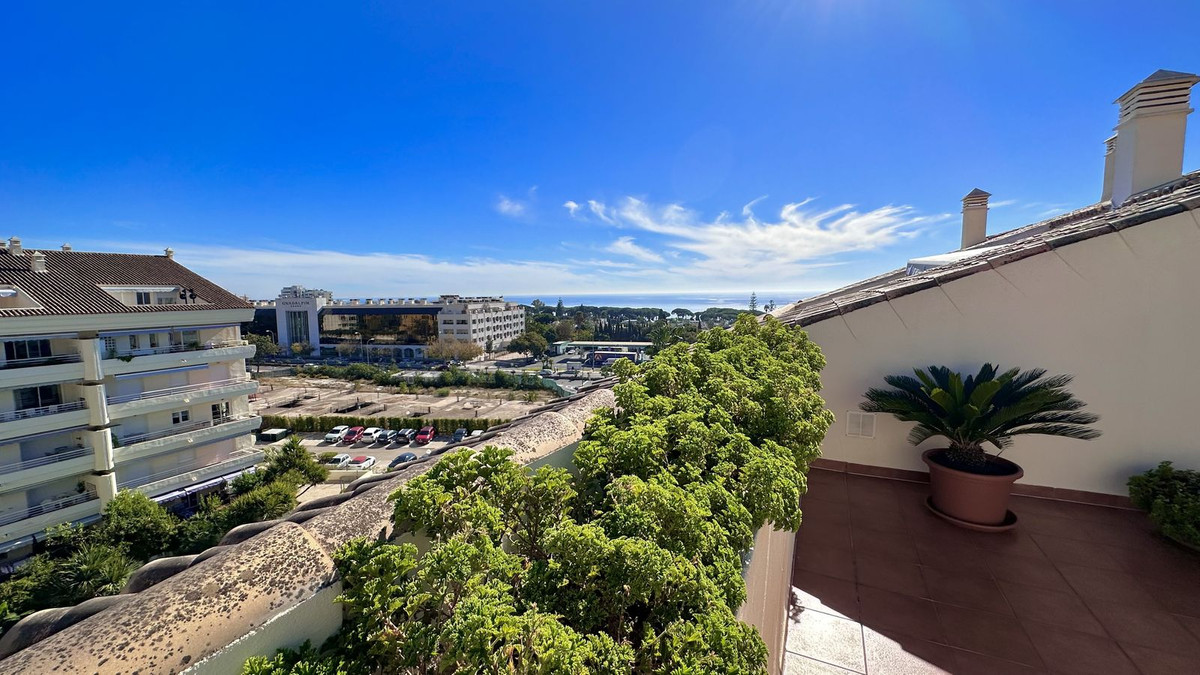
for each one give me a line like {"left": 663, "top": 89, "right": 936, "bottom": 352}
{"left": 1109, "top": 69, "right": 1199, "bottom": 206}
{"left": 30, "top": 251, "right": 46, "bottom": 273}
{"left": 961, "top": 188, "right": 990, "bottom": 248}
{"left": 1101, "top": 135, "right": 1118, "bottom": 202}
{"left": 61, "top": 243, "right": 72, "bottom": 251}
{"left": 164, "top": 247, "right": 175, "bottom": 260}
{"left": 9, "top": 237, "right": 22, "bottom": 256}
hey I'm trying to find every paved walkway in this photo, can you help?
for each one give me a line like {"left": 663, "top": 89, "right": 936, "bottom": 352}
{"left": 786, "top": 469, "right": 1200, "bottom": 674}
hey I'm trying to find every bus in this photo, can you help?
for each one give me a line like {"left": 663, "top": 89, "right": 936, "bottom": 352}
{"left": 588, "top": 350, "right": 637, "bottom": 367}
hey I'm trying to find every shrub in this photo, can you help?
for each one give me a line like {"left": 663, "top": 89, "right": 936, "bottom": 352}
{"left": 1129, "top": 461, "right": 1200, "bottom": 547}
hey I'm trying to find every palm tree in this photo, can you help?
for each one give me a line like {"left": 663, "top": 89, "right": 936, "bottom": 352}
{"left": 861, "top": 364, "right": 1100, "bottom": 471}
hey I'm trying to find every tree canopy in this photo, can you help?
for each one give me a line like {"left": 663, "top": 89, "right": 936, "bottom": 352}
{"left": 245, "top": 316, "right": 833, "bottom": 674}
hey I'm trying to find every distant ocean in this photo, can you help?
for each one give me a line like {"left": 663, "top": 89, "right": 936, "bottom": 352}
{"left": 506, "top": 292, "right": 813, "bottom": 314}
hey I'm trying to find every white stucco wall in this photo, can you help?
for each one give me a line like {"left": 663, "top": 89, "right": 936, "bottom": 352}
{"left": 805, "top": 208, "right": 1200, "bottom": 496}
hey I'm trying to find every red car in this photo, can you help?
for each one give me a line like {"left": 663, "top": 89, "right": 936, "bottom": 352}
{"left": 414, "top": 426, "right": 436, "bottom": 444}
{"left": 341, "top": 426, "right": 365, "bottom": 444}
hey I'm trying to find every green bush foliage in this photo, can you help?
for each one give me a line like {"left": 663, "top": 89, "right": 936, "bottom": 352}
{"left": 259, "top": 414, "right": 507, "bottom": 436}
{"left": 1129, "top": 461, "right": 1200, "bottom": 547}
{"left": 294, "top": 362, "right": 561, "bottom": 394}
{"left": 243, "top": 315, "right": 833, "bottom": 674}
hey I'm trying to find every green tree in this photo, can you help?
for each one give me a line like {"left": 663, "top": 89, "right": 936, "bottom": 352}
{"left": 507, "top": 331, "right": 549, "bottom": 359}
{"left": 555, "top": 297, "right": 565, "bottom": 319}
{"left": 98, "top": 491, "right": 179, "bottom": 561}
{"left": 671, "top": 307, "right": 693, "bottom": 318}
{"left": 245, "top": 333, "right": 280, "bottom": 373}
{"left": 289, "top": 342, "right": 311, "bottom": 357}
{"left": 748, "top": 291, "right": 757, "bottom": 312}
{"left": 425, "top": 337, "right": 484, "bottom": 362}
{"left": 260, "top": 435, "right": 329, "bottom": 487}
{"left": 484, "top": 337, "right": 494, "bottom": 355}
{"left": 53, "top": 544, "right": 138, "bottom": 602}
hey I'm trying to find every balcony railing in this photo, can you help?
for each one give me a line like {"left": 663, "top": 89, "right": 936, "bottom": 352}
{"left": 116, "top": 449, "right": 260, "bottom": 490}
{"left": 0, "top": 446, "right": 90, "bottom": 476}
{"left": 0, "top": 353, "right": 83, "bottom": 370}
{"left": 107, "top": 339, "right": 248, "bottom": 359}
{"left": 106, "top": 377, "right": 254, "bottom": 405}
{"left": 0, "top": 400, "right": 86, "bottom": 424}
{"left": 0, "top": 490, "right": 98, "bottom": 528}
{"left": 115, "top": 415, "right": 252, "bottom": 447}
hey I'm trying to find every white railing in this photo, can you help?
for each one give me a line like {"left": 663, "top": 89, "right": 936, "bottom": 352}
{"left": 107, "top": 339, "right": 248, "bottom": 359}
{"left": 0, "top": 446, "right": 90, "bottom": 476}
{"left": 106, "top": 377, "right": 254, "bottom": 405}
{"left": 0, "top": 400, "right": 86, "bottom": 424}
{"left": 117, "top": 449, "right": 259, "bottom": 490}
{"left": 0, "top": 353, "right": 83, "bottom": 370}
{"left": 115, "top": 415, "right": 253, "bottom": 447}
{"left": 0, "top": 491, "right": 98, "bottom": 528}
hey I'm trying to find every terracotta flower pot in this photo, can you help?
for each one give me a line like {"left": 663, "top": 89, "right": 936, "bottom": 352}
{"left": 922, "top": 449, "right": 1024, "bottom": 530}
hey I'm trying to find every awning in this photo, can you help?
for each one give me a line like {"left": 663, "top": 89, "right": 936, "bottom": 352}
{"left": 184, "top": 477, "right": 227, "bottom": 495}
{"left": 0, "top": 535, "right": 35, "bottom": 556}
{"left": 151, "top": 490, "right": 188, "bottom": 504}
{"left": 98, "top": 323, "right": 237, "bottom": 338}
{"left": 0, "top": 332, "right": 78, "bottom": 342}
{"left": 112, "top": 364, "right": 210, "bottom": 380}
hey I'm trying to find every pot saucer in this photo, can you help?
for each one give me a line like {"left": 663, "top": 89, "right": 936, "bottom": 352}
{"left": 925, "top": 496, "right": 1018, "bottom": 532}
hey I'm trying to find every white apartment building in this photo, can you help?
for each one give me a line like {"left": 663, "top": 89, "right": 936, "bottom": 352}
{"left": 264, "top": 288, "right": 524, "bottom": 357}
{"left": 0, "top": 241, "right": 261, "bottom": 565}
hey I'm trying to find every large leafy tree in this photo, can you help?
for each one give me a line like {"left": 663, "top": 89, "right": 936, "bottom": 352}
{"left": 861, "top": 364, "right": 1100, "bottom": 470}
{"left": 244, "top": 316, "right": 832, "bottom": 674}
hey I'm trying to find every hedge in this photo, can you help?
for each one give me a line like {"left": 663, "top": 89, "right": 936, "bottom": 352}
{"left": 1129, "top": 461, "right": 1200, "bottom": 548}
{"left": 259, "top": 414, "right": 507, "bottom": 436}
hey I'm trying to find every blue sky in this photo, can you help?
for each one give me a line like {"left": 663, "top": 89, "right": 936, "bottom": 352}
{"left": 3, "top": 1, "right": 1200, "bottom": 302}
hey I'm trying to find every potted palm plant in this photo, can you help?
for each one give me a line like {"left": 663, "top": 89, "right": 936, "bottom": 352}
{"left": 861, "top": 364, "right": 1100, "bottom": 531}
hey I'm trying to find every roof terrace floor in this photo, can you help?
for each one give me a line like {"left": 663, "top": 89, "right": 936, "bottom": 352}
{"left": 785, "top": 469, "right": 1200, "bottom": 674}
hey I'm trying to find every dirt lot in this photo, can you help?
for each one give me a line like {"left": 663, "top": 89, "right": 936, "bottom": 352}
{"left": 250, "top": 376, "right": 550, "bottom": 421}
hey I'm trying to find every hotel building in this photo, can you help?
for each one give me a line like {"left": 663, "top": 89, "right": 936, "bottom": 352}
{"left": 0, "top": 241, "right": 260, "bottom": 566}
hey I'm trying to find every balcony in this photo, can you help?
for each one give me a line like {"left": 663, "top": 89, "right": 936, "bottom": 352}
{"left": 783, "top": 470, "right": 1200, "bottom": 674}
{"left": 114, "top": 415, "right": 262, "bottom": 464}
{"left": 0, "top": 401, "right": 90, "bottom": 443}
{"left": 106, "top": 378, "right": 258, "bottom": 419}
{"left": 0, "top": 354, "right": 86, "bottom": 389}
{"left": 0, "top": 353, "right": 82, "bottom": 370}
{"left": 119, "top": 448, "right": 263, "bottom": 497}
{"left": 102, "top": 340, "right": 254, "bottom": 376}
{"left": 0, "top": 491, "right": 101, "bottom": 544}
{"left": 0, "top": 445, "right": 93, "bottom": 494}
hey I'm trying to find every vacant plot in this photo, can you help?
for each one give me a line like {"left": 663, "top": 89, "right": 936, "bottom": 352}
{"left": 250, "top": 376, "right": 549, "bottom": 421}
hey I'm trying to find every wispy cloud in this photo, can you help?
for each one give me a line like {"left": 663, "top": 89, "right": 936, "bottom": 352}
{"left": 989, "top": 199, "right": 1018, "bottom": 209}
{"left": 605, "top": 236, "right": 664, "bottom": 263}
{"left": 563, "top": 200, "right": 580, "bottom": 217}
{"left": 496, "top": 195, "right": 526, "bottom": 217}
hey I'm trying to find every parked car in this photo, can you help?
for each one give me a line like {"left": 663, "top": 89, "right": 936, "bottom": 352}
{"left": 453, "top": 427, "right": 468, "bottom": 442}
{"left": 324, "top": 426, "right": 350, "bottom": 443}
{"left": 540, "top": 368, "right": 555, "bottom": 377}
{"left": 470, "top": 429, "right": 484, "bottom": 438}
{"left": 323, "top": 453, "right": 351, "bottom": 469}
{"left": 397, "top": 428, "right": 416, "bottom": 442}
{"left": 415, "top": 426, "right": 436, "bottom": 444}
{"left": 388, "top": 452, "right": 418, "bottom": 469}
{"left": 341, "top": 427, "right": 365, "bottom": 444}
{"left": 346, "top": 455, "right": 376, "bottom": 470}
{"left": 362, "top": 427, "right": 383, "bottom": 443}
{"left": 381, "top": 429, "right": 399, "bottom": 444}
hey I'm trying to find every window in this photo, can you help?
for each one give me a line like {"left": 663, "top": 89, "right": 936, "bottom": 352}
{"left": 103, "top": 337, "right": 117, "bottom": 355}
{"left": 846, "top": 411, "right": 876, "bottom": 438}
{"left": 148, "top": 333, "right": 159, "bottom": 348}
{"left": 172, "top": 410, "right": 190, "bottom": 424}
{"left": 128, "top": 334, "right": 140, "bottom": 350}
{"left": 4, "top": 339, "right": 51, "bottom": 361}
{"left": 211, "top": 402, "right": 230, "bottom": 420}
{"left": 15, "top": 384, "right": 62, "bottom": 410}
{"left": 135, "top": 292, "right": 152, "bottom": 305}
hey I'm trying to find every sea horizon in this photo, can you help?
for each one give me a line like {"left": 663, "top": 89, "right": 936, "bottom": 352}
{"left": 505, "top": 291, "right": 815, "bottom": 313}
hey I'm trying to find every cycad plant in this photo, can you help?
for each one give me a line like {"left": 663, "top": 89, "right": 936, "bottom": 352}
{"left": 861, "top": 364, "right": 1101, "bottom": 471}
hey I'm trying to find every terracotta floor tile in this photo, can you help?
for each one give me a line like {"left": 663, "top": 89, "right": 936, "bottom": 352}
{"left": 800, "top": 496, "right": 852, "bottom": 527}
{"left": 951, "top": 650, "right": 1046, "bottom": 675}
{"left": 855, "top": 553, "right": 927, "bottom": 597}
{"left": 1107, "top": 540, "right": 1200, "bottom": 584}
{"left": 1055, "top": 563, "right": 1162, "bottom": 609}
{"left": 792, "top": 569, "right": 860, "bottom": 620}
{"left": 795, "top": 543, "right": 856, "bottom": 582}
{"left": 913, "top": 538, "right": 991, "bottom": 574}
{"left": 785, "top": 606, "right": 865, "bottom": 673}
{"left": 1018, "top": 510, "right": 1086, "bottom": 540}
{"left": 852, "top": 528, "right": 920, "bottom": 563}
{"left": 1077, "top": 517, "right": 1160, "bottom": 549}
{"left": 1120, "top": 644, "right": 1200, "bottom": 675}
{"left": 798, "top": 519, "right": 854, "bottom": 552}
{"left": 997, "top": 581, "right": 1106, "bottom": 636}
{"left": 849, "top": 503, "right": 907, "bottom": 534}
{"left": 1028, "top": 533, "right": 1125, "bottom": 571}
{"left": 857, "top": 585, "right": 945, "bottom": 643}
{"left": 1174, "top": 612, "right": 1200, "bottom": 642}
{"left": 987, "top": 552, "right": 1072, "bottom": 592}
{"left": 1141, "top": 580, "right": 1200, "bottom": 618}
{"left": 968, "top": 530, "right": 1048, "bottom": 559}
{"left": 783, "top": 652, "right": 859, "bottom": 674}
{"left": 933, "top": 604, "right": 1044, "bottom": 668}
{"left": 921, "top": 567, "right": 1012, "bottom": 615}
{"left": 1086, "top": 600, "right": 1200, "bottom": 657}
{"left": 1023, "top": 621, "right": 1139, "bottom": 675}
{"left": 862, "top": 626, "right": 956, "bottom": 674}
